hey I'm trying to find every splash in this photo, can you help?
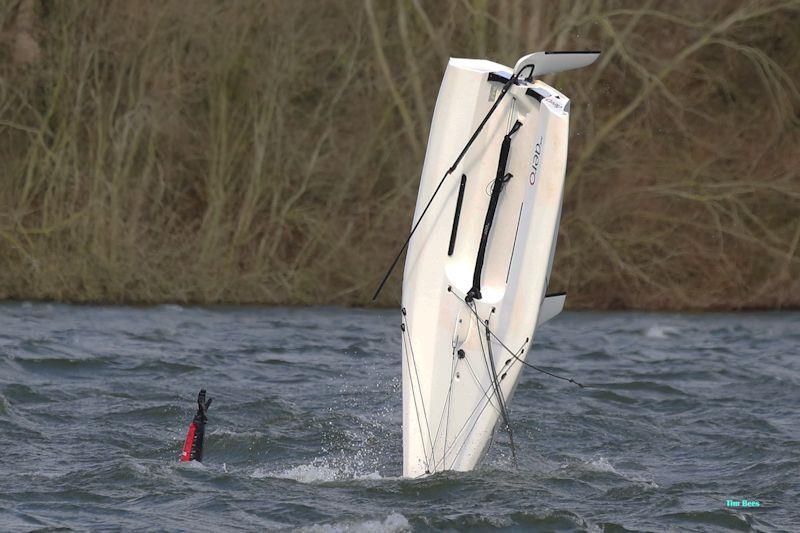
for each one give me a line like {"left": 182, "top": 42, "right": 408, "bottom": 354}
{"left": 252, "top": 461, "right": 384, "bottom": 484}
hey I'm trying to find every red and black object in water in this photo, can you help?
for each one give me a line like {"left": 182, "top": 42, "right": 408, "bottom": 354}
{"left": 180, "top": 389, "right": 213, "bottom": 462}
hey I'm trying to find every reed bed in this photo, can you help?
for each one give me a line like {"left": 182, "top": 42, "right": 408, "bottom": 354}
{"left": 1, "top": 0, "right": 798, "bottom": 309}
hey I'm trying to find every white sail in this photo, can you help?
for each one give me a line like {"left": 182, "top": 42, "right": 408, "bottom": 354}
{"left": 401, "top": 52, "right": 598, "bottom": 477}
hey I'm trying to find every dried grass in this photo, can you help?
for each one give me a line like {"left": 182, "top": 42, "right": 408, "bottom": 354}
{"left": 0, "top": 0, "right": 798, "bottom": 309}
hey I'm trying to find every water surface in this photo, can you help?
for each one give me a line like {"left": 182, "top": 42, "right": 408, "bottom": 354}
{"left": 0, "top": 303, "right": 797, "bottom": 531}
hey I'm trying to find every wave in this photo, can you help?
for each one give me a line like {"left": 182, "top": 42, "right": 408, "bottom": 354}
{"left": 252, "top": 462, "right": 385, "bottom": 484}
{"left": 644, "top": 325, "right": 681, "bottom": 339}
{"left": 296, "top": 513, "right": 410, "bottom": 533}
{"left": 13, "top": 356, "right": 115, "bottom": 372}
{"left": 156, "top": 304, "right": 185, "bottom": 312}
{"left": 208, "top": 429, "right": 266, "bottom": 438}
{"left": 563, "top": 456, "right": 659, "bottom": 488}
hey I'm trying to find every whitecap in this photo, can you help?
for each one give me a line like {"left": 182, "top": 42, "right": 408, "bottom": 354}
{"left": 566, "top": 456, "right": 659, "bottom": 488}
{"left": 251, "top": 462, "right": 386, "bottom": 483}
{"left": 176, "top": 459, "right": 208, "bottom": 470}
{"left": 158, "top": 304, "right": 185, "bottom": 312}
{"left": 585, "top": 456, "right": 619, "bottom": 474}
{"left": 644, "top": 325, "right": 680, "bottom": 339}
{"left": 271, "top": 464, "right": 340, "bottom": 483}
{"left": 208, "top": 428, "right": 265, "bottom": 438}
{"left": 296, "top": 513, "right": 410, "bottom": 533}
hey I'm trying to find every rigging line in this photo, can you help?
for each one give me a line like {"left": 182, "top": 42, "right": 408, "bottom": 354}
{"left": 430, "top": 311, "right": 540, "bottom": 471}
{"left": 430, "top": 359, "right": 499, "bottom": 472}
{"left": 444, "top": 367, "right": 509, "bottom": 471}
{"left": 449, "top": 289, "right": 585, "bottom": 388}
{"left": 444, "top": 349, "right": 454, "bottom": 462}
{"left": 462, "top": 351, "right": 501, "bottom": 414}
{"left": 402, "top": 311, "right": 437, "bottom": 469}
{"left": 460, "top": 311, "right": 508, "bottom": 418}
{"left": 472, "top": 302, "right": 505, "bottom": 417}
{"left": 403, "top": 318, "right": 435, "bottom": 471}
{"left": 476, "top": 303, "right": 518, "bottom": 467}
{"left": 429, "top": 346, "right": 458, "bottom": 456}
{"left": 435, "top": 375, "right": 497, "bottom": 472}
{"left": 475, "top": 306, "right": 517, "bottom": 467}
{"left": 431, "top": 352, "right": 517, "bottom": 471}
{"left": 371, "top": 74, "right": 519, "bottom": 301}
{"left": 424, "top": 314, "right": 519, "bottom": 472}
{"left": 401, "top": 320, "right": 432, "bottom": 473}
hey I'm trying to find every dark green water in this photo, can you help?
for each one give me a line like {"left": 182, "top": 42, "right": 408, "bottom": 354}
{"left": 0, "top": 303, "right": 797, "bottom": 531}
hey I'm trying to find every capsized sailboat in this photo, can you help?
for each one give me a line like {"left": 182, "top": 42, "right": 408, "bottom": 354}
{"left": 395, "top": 51, "right": 599, "bottom": 477}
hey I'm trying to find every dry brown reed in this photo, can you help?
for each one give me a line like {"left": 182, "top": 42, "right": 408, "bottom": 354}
{"left": 0, "top": 0, "right": 798, "bottom": 309}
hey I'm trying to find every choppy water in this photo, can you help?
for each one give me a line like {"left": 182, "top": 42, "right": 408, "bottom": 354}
{"left": 0, "top": 303, "right": 798, "bottom": 532}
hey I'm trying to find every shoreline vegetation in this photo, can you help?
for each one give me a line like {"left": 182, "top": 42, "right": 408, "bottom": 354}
{"left": 1, "top": 1, "right": 799, "bottom": 310}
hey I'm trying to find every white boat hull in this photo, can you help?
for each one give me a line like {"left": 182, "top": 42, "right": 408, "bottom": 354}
{"left": 401, "top": 54, "right": 594, "bottom": 477}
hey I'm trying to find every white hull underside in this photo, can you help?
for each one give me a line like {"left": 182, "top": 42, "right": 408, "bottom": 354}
{"left": 401, "top": 54, "right": 590, "bottom": 478}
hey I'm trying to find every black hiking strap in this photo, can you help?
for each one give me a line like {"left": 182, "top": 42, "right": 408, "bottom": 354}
{"left": 467, "top": 120, "right": 523, "bottom": 301}
{"left": 447, "top": 175, "right": 467, "bottom": 256}
{"left": 371, "top": 73, "right": 519, "bottom": 301}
